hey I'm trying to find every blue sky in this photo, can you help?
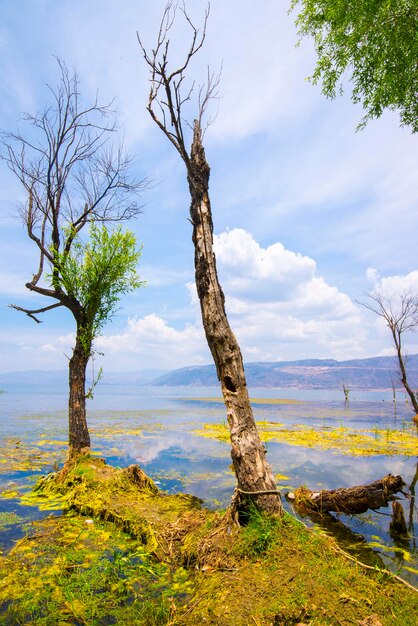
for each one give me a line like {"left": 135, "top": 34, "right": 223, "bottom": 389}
{"left": 1, "top": 0, "right": 417, "bottom": 374}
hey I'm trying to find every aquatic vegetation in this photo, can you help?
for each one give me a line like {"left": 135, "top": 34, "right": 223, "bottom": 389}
{"left": 0, "top": 512, "right": 22, "bottom": 532}
{"left": 0, "top": 458, "right": 417, "bottom": 625}
{"left": 0, "top": 515, "right": 193, "bottom": 625}
{"left": 0, "top": 437, "right": 66, "bottom": 477}
{"left": 186, "top": 396, "right": 304, "bottom": 405}
{"left": 192, "top": 422, "right": 418, "bottom": 456}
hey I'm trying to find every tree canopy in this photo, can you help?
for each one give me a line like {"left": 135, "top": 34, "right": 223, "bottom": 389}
{"left": 54, "top": 223, "right": 143, "bottom": 355}
{"left": 291, "top": 0, "right": 418, "bottom": 131}
{"left": 2, "top": 59, "right": 146, "bottom": 454}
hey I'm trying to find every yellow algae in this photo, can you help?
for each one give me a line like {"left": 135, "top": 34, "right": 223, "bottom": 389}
{"left": 1, "top": 459, "right": 417, "bottom": 625}
{"left": 185, "top": 396, "right": 304, "bottom": 404}
{"left": 37, "top": 439, "right": 68, "bottom": 446}
{"left": 0, "top": 438, "right": 66, "bottom": 475}
{"left": 192, "top": 422, "right": 418, "bottom": 456}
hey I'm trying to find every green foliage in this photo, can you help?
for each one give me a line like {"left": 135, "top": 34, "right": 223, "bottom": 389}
{"left": 236, "top": 505, "right": 282, "bottom": 558}
{"left": 53, "top": 223, "right": 144, "bottom": 355}
{"left": 0, "top": 516, "right": 191, "bottom": 625}
{"left": 291, "top": 0, "right": 418, "bottom": 131}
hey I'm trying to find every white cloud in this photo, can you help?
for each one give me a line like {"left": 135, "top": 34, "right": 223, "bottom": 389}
{"left": 361, "top": 269, "right": 418, "bottom": 356}
{"left": 40, "top": 332, "right": 75, "bottom": 355}
{"left": 96, "top": 313, "right": 209, "bottom": 370}
{"left": 212, "top": 228, "right": 366, "bottom": 361}
{"left": 214, "top": 229, "right": 315, "bottom": 301}
{"left": 376, "top": 270, "right": 418, "bottom": 298}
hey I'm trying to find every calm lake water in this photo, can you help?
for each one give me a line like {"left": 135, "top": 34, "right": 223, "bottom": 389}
{"left": 0, "top": 381, "right": 417, "bottom": 584}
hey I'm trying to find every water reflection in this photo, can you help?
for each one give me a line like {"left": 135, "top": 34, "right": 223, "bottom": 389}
{"left": 0, "top": 382, "right": 417, "bottom": 584}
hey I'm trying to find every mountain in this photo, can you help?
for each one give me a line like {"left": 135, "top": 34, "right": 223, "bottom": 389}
{"left": 0, "top": 369, "right": 169, "bottom": 386}
{"left": 151, "top": 355, "right": 418, "bottom": 390}
{"left": 2, "top": 356, "right": 418, "bottom": 390}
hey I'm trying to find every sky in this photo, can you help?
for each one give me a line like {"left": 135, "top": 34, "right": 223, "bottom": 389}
{"left": 0, "top": 0, "right": 417, "bottom": 375}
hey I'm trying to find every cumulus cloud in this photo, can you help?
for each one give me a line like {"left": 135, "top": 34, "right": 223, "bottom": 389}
{"left": 375, "top": 270, "right": 418, "bottom": 298}
{"left": 95, "top": 313, "right": 209, "bottom": 370}
{"left": 362, "top": 268, "right": 418, "bottom": 356}
{"left": 214, "top": 229, "right": 315, "bottom": 301}
{"left": 25, "top": 229, "right": 369, "bottom": 372}
{"left": 46, "top": 230, "right": 370, "bottom": 368}
{"left": 212, "top": 228, "right": 365, "bottom": 361}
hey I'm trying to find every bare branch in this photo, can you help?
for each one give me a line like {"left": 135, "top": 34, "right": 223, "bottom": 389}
{"left": 8, "top": 301, "right": 64, "bottom": 324}
{"left": 137, "top": 2, "right": 218, "bottom": 169}
{"left": 358, "top": 289, "right": 418, "bottom": 414}
{"left": 2, "top": 57, "right": 146, "bottom": 315}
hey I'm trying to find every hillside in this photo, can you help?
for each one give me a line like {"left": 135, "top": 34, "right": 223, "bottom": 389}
{"left": 3, "top": 356, "right": 418, "bottom": 390}
{"left": 152, "top": 355, "right": 418, "bottom": 390}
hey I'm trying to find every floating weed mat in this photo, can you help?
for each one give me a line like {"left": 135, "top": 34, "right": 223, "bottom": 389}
{"left": 0, "top": 512, "right": 23, "bottom": 533}
{"left": 90, "top": 419, "right": 165, "bottom": 439}
{"left": 0, "top": 437, "right": 67, "bottom": 477}
{"left": 0, "top": 514, "right": 194, "bottom": 625}
{"left": 192, "top": 422, "right": 418, "bottom": 456}
{"left": 184, "top": 396, "right": 304, "bottom": 404}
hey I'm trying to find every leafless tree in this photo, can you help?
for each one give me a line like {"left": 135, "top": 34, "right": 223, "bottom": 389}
{"left": 138, "top": 3, "right": 282, "bottom": 517}
{"left": 1, "top": 59, "right": 146, "bottom": 456}
{"left": 360, "top": 290, "right": 418, "bottom": 416}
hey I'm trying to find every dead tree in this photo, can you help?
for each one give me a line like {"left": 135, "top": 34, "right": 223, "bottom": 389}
{"left": 1, "top": 60, "right": 145, "bottom": 457}
{"left": 360, "top": 291, "right": 418, "bottom": 417}
{"left": 287, "top": 474, "right": 405, "bottom": 515}
{"left": 138, "top": 3, "right": 281, "bottom": 516}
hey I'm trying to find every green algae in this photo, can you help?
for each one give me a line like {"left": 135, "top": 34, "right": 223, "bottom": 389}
{"left": 0, "top": 512, "right": 22, "bottom": 532}
{"left": 0, "top": 514, "right": 194, "bottom": 625}
{"left": 0, "top": 437, "right": 66, "bottom": 478}
{"left": 0, "top": 465, "right": 417, "bottom": 626}
{"left": 192, "top": 422, "right": 418, "bottom": 456}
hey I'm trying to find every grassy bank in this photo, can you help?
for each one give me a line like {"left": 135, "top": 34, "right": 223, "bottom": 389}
{"left": 0, "top": 457, "right": 417, "bottom": 625}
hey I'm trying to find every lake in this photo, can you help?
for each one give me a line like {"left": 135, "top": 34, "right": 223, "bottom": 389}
{"left": 0, "top": 381, "right": 417, "bottom": 585}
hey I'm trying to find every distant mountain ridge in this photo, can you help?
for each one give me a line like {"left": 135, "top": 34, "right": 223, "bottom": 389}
{"left": 2, "top": 355, "right": 418, "bottom": 390}
{"left": 0, "top": 369, "right": 168, "bottom": 386}
{"left": 152, "top": 355, "right": 418, "bottom": 390}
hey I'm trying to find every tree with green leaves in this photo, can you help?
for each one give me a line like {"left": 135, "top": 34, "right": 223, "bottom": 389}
{"left": 2, "top": 60, "right": 145, "bottom": 457}
{"left": 54, "top": 223, "right": 143, "bottom": 454}
{"left": 291, "top": 0, "right": 418, "bottom": 131}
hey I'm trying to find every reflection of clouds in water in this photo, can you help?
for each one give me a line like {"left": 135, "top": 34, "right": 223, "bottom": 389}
{"left": 121, "top": 434, "right": 187, "bottom": 464}
{"left": 119, "top": 431, "right": 230, "bottom": 466}
{"left": 267, "top": 443, "right": 417, "bottom": 491}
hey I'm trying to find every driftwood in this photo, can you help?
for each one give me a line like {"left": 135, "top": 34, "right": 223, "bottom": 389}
{"left": 286, "top": 474, "right": 405, "bottom": 515}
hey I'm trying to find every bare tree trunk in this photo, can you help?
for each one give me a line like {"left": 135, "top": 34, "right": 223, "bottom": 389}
{"left": 68, "top": 331, "right": 90, "bottom": 457}
{"left": 393, "top": 328, "right": 418, "bottom": 413}
{"left": 188, "top": 122, "right": 281, "bottom": 516}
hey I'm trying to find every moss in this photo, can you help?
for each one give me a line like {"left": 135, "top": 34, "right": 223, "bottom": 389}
{"left": 33, "top": 456, "right": 204, "bottom": 555}
{"left": 1, "top": 458, "right": 417, "bottom": 625}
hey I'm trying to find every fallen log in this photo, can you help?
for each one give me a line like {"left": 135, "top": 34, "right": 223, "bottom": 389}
{"left": 286, "top": 474, "right": 405, "bottom": 515}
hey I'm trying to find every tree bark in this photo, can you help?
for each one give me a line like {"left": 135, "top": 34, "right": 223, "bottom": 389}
{"left": 188, "top": 121, "right": 281, "bottom": 516}
{"left": 68, "top": 331, "right": 90, "bottom": 457}
{"left": 286, "top": 474, "right": 405, "bottom": 515}
{"left": 392, "top": 328, "right": 418, "bottom": 413}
